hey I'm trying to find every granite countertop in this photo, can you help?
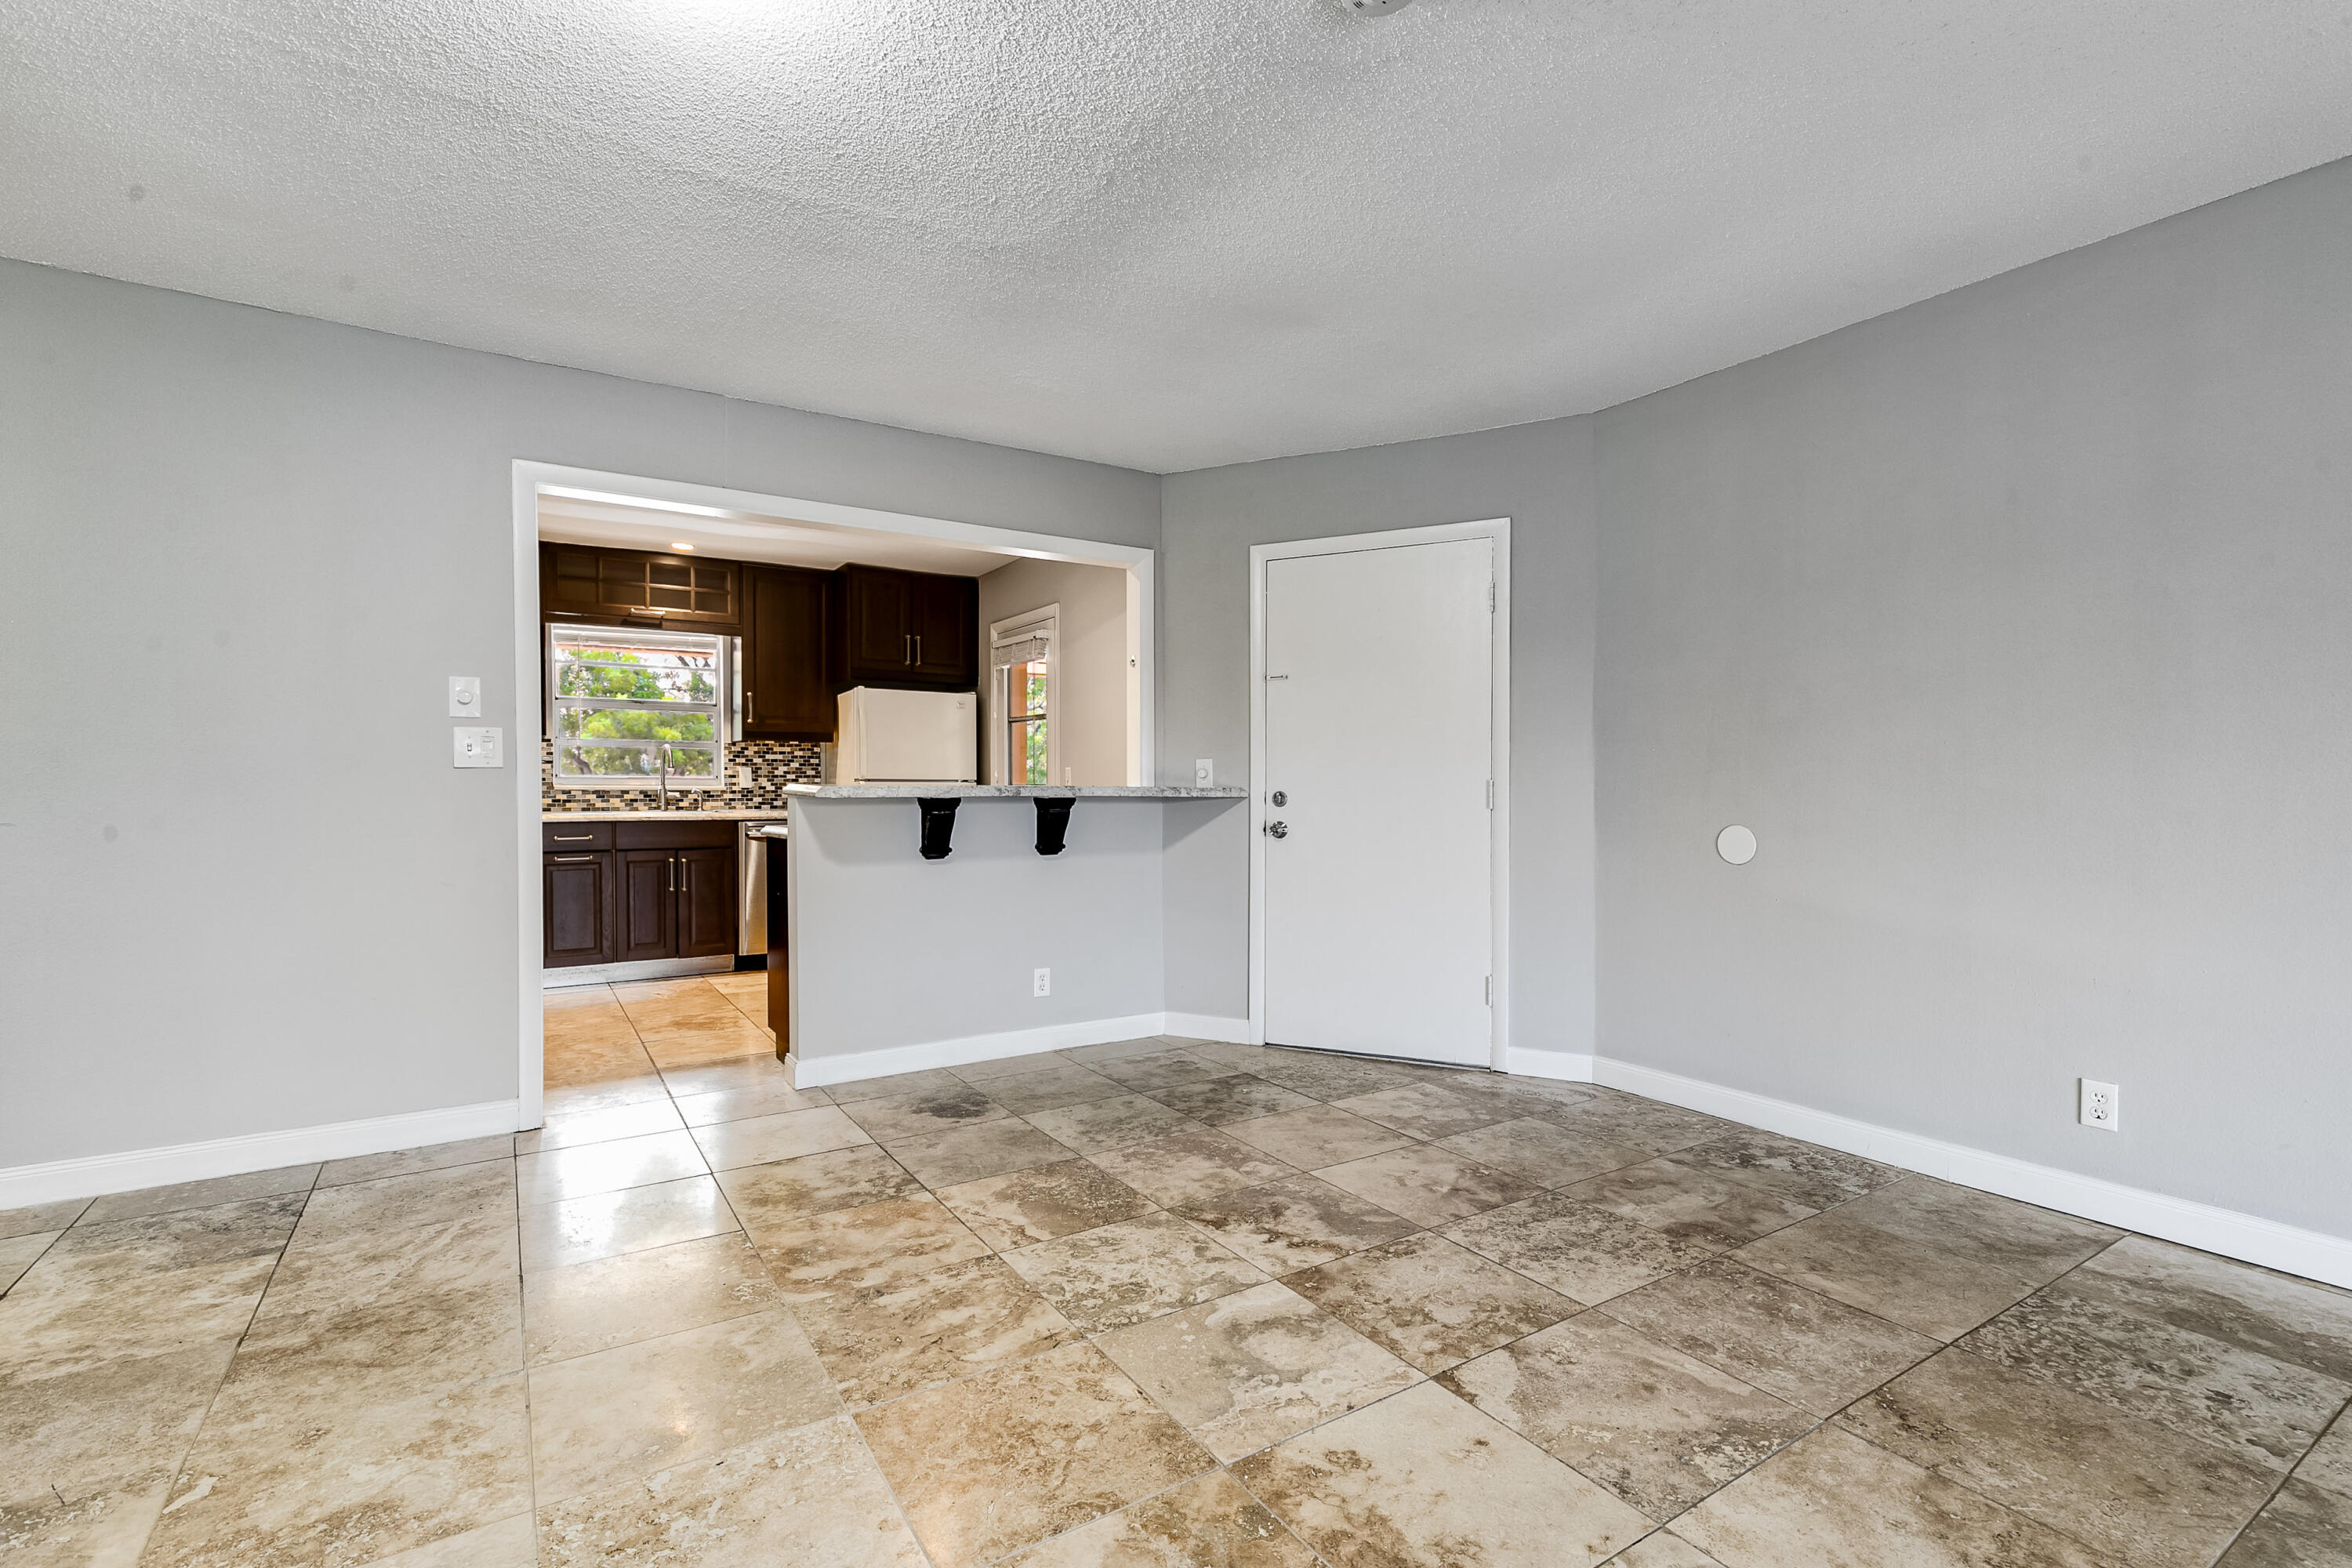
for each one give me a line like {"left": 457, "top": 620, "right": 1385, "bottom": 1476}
{"left": 542, "top": 808, "right": 789, "bottom": 821}
{"left": 782, "top": 784, "right": 1247, "bottom": 800}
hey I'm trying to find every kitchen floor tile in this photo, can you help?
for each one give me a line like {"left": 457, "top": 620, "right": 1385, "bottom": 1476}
{"left": 756, "top": 1196, "right": 990, "bottom": 1302}
{"left": 1058, "top": 1036, "right": 1181, "bottom": 1065}
{"left": 1316, "top": 1143, "right": 1539, "bottom": 1227}
{"left": 515, "top": 1128, "right": 708, "bottom": 1204}
{"left": 658, "top": 1053, "right": 814, "bottom": 1101}
{"left": 670, "top": 1080, "right": 836, "bottom": 1125}
{"left": 1086, "top": 1127, "right": 1300, "bottom": 1208}
{"left": 1733, "top": 1207, "right": 2049, "bottom": 1341}
{"left": 296, "top": 1162, "right": 516, "bottom": 1243}
{"left": 543, "top": 1070, "right": 671, "bottom": 1117}
{"left": 513, "top": 1098, "right": 683, "bottom": 1153}
{"left": 1433, "top": 1116, "right": 1650, "bottom": 1188}
{"left": 960, "top": 1060, "right": 1130, "bottom": 1113}
{"left": 317, "top": 1135, "right": 517, "bottom": 1188}
{"left": 638, "top": 1018, "right": 778, "bottom": 1069}
{"left": 1142, "top": 1073, "right": 1319, "bottom": 1125}
{"left": 1668, "top": 1131, "right": 1906, "bottom": 1210}
{"left": 1287, "top": 1232, "right": 1583, "bottom": 1373}
{"left": 881, "top": 1119, "right": 1077, "bottom": 1188}
{"left": 1087, "top": 1049, "right": 1233, "bottom": 1091}
{"left": 2052, "top": 1234, "right": 2352, "bottom": 1381}
{"left": 610, "top": 978, "right": 750, "bottom": 1038}
{"left": 1020, "top": 1093, "right": 1203, "bottom": 1155}
{"left": 931, "top": 1158, "right": 1156, "bottom": 1250}
{"left": 945, "top": 1049, "right": 1073, "bottom": 1083}
{"left": 1001, "top": 1211, "right": 1266, "bottom": 1334}
{"left": 1826, "top": 1177, "right": 2123, "bottom": 1286}
{"left": 791, "top": 1251, "right": 1080, "bottom": 1408}
{"left": 80, "top": 1164, "right": 320, "bottom": 1225}
{"left": 1602, "top": 1531, "right": 1726, "bottom": 1567}
{"left": 0, "top": 1229, "right": 64, "bottom": 1293}
{"left": 853, "top": 1340, "right": 1215, "bottom": 1568}
{"left": 826, "top": 1067, "right": 971, "bottom": 1103}
{"left": 1171, "top": 1174, "right": 1421, "bottom": 1275}
{"left": 521, "top": 1174, "right": 738, "bottom": 1272}
{"left": 1445, "top": 1191, "right": 1719, "bottom": 1303}
{"left": 1243, "top": 1051, "right": 1421, "bottom": 1102}
{"left": 2214, "top": 1473, "right": 2352, "bottom": 1567}
{"left": 713, "top": 1145, "right": 922, "bottom": 1225}
{"left": 1225, "top": 1104, "right": 1414, "bottom": 1169}
{"left": 0, "top": 1196, "right": 92, "bottom": 1240}
{"left": 1330, "top": 1082, "right": 1515, "bottom": 1141}
{"left": 1439, "top": 1313, "right": 1817, "bottom": 1520}
{"left": 524, "top": 1231, "right": 778, "bottom": 1365}
{"left": 1095, "top": 1279, "right": 1419, "bottom": 1462}
{"left": 839, "top": 1085, "right": 1013, "bottom": 1141}
{"left": 996, "top": 1468, "right": 1321, "bottom": 1568}
{"left": 1599, "top": 1256, "right": 1939, "bottom": 1415}
{"left": 688, "top": 1105, "right": 871, "bottom": 1171}
{"left": 1532, "top": 1094, "right": 1735, "bottom": 1156}
{"left": 1563, "top": 1157, "right": 1820, "bottom": 1248}
{"left": 1233, "top": 1379, "right": 1651, "bottom": 1568}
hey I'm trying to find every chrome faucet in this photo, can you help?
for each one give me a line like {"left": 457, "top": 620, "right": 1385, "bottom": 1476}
{"left": 657, "top": 743, "right": 673, "bottom": 811}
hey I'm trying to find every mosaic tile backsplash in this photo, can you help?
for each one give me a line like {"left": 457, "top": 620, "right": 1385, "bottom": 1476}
{"left": 542, "top": 735, "right": 823, "bottom": 813}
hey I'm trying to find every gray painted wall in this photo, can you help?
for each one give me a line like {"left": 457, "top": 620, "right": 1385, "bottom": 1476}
{"left": 1156, "top": 423, "right": 1600, "bottom": 1053}
{"left": 787, "top": 797, "right": 1185, "bottom": 1062}
{"left": 0, "top": 260, "right": 1158, "bottom": 1168}
{"left": 977, "top": 557, "right": 1133, "bottom": 786}
{"left": 1594, "top": 158, "right": 2352, "bottom": 1236}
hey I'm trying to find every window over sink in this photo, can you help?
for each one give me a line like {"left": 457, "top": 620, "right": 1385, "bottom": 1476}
{"left": 547, "top": 625, "right": 727, "bottom": 785}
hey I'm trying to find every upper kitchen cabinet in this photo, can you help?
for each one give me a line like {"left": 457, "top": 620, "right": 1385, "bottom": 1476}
{"left": 832, "top": 565, "right": 978, "bottom": 691}
{"left": 742, "top": 564, "right": 832, "bottom": 738}
{"left": 541, "top": 542, "right": 740, "bottom": 630}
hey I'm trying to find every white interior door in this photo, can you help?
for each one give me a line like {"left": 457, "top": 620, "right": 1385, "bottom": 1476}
{"left": 1262, "top": 536, "right": 1494, "bottom": 1065}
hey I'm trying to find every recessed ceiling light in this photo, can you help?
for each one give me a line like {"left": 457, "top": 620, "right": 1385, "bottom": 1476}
{"left": 670, "top": 542, "right": 695, "bottom": 551}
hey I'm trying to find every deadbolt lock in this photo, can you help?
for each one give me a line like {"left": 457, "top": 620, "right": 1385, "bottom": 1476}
{"left": 1269, "top": 790, "right": 1287, "bottom": 807}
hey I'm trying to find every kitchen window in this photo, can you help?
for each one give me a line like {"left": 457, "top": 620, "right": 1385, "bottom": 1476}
{"left": 990, "top": 610, "right": 1058, "bottom": 786}
{"left": 547, "top": 624, "right": 727, "bottom": 784}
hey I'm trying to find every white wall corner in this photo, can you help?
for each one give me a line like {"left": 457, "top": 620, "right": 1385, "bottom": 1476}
{"left": 1592, "top": 1057, "right": 2352, "bottom": 1290}
{"left": 0, "top": 1100, "right": 524, "bottom": 1210}
{"left": 1501, "top": 1047, "right": 1597, "bottom": 1082}
{"left": 1162, "top": 1012, "right": 1258, "bottom": 1045}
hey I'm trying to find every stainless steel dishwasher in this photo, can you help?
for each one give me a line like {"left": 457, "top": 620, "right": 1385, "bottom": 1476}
{"left": 739, "top": 821, "right": 786, "bottom": 956}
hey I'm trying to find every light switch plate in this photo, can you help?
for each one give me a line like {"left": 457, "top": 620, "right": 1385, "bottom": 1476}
{"left": 453, "top": 728, "right": 503, "bottom": 768}
{"left": 448, "top": 676, "right": 481, "bottom": 717}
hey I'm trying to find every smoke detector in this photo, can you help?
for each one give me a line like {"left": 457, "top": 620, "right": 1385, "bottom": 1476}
{"left": 1335, "top": 0, "right": 1414, "bottom": 13}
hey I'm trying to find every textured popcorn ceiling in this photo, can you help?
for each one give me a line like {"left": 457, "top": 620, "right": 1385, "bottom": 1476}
{"left": 4, "top": 0, "right": 2350, "bottom": 471}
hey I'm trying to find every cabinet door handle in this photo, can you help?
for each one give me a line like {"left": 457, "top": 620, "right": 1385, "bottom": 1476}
{"left": 669, "top": 856, "right": 677, "bottom": 892}
{"left": 745, "top": 690, "right": 754, "bottom": 722}
{"left": 914, "top": 634, "right": 922, "bottom": 666}
{"left": 904, "top": 633, "right": 912, "bottom": 665}
{"left": 551, "top": 854, "right": 596, "bottom": 863}
{"left": 550, "top": 833, "right": 593, "bottom": 842}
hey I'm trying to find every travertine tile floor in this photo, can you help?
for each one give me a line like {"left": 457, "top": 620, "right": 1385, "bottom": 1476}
{"left": 5, "top": 970, "right": 2350, "bottom": 1565}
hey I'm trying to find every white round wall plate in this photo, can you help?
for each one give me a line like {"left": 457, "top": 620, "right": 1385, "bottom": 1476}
{"left": 1716, "top": 824, "right": 1758, "bottom": 865}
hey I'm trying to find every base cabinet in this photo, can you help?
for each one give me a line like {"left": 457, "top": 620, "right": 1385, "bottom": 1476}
{"left": 543, "top": 820, "right": 739, "bottom": 969}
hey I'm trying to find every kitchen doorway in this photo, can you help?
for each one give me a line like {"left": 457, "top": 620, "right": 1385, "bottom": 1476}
{"left": 1250, "top": 521, "right": 1510, "bottom": 1067}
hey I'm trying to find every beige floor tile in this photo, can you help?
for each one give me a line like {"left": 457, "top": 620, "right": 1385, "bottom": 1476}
{"left": 1440, "top": 1313, "right": 1817, "bottom": 1519}
{"left": 1235, "top": 1379, "right": 1650, "bottom": 1568}
{"left": 1288, "top": 1232, "right": 1582, "bottom": 1374}
{"left": 516, "top": 1128, "right": 708, "bottom": 1204}
{"left": 1244, "top": 1051, "right": 1421, "bottom": 1102}
{"left": 0, "top": 1196, "right": 92, "bottom": 1240}
{"left": 610, "top": 978, "right": 747, "bottom": 1037}
{"left": 2299, "top": 1411, "right": 2352, "bottom": 1495}
{"left": 960, "top": 1060, "right": 1131, "bottom": 1113}
{"left": 1434, "top": 1116, "right": 1650, "bottom": 1188}
{"left": 296, "top": 1161, "right": 516, "bottom": 1242}
{"left": 1087, "top": 1127, "right": 1300, "bottom": 1208}
{"left": 524, "top": 1232, "right": 777, "bottom": 1365}
{"left": 0, "top": 1338, "right": 236, "bottom": 1506}
{"left": 1, "top": 1228, "right": 62, "bottom": 1292}
{"left": 793, "top": 1251, "right": 1080, "bottom": 1408}
{"left": 513, "top": 1098, "right": 682, "bottom": 1153}
{"left": 1178, "top": 1040, "right": 1288, "bottom": 1070}
{"left": 1840, "top": 1348, "right": 2278, "bottom": 1568}
{"left": 1530, "top": 1093, "right": 1735, "bottom": 1156}
{"left": 318, "top": 1135, "right": 517, "bottom": 1188}
{"left": 1481, "top": 1075, "right": 1603, "bottom": 1114}
{"left": 80, "top": 1164, "right": 319, "bottom": 1225}
{"left": 0, "top": 1468, "right": 178, "bottom": 1568}
{"left": 227, "top": 1272, "right": 524, "bottom": 1411}
{"left": 883, "top": 1119, "right": 1078, "bottom": 1188}
{"left": 839, "top": 1085, "right": 1013, "bottom": 1141}
{"left": 353, "top": 1511, "right": 537, "bottom": 1568}
{"left": 1958, "top": 1286, "right": 2350, "bottom": 1471}
{"left": 2053, "top": 1234, "right": 2352, "bottom": 1381}
{"left": 1733, "top": 1208, "right": 2047, "bottom": 1341}
{"left": 1058, "top": 1036, "right": 1184, "bottom": 1065}
{"left": 1316, "top": 1144, "right": 1539, "bottom": 1227}
{"left": 2214, "top": 1472, "right": 2352, "bottom": 1567}
{"left": 1445, "top": 1192, "right": 1719, "bottom": 1304}
{"left": 1171, "top": 1174, "right": 1421, "bottom": 1275}
{"left": 1225, "top": 1104, "right": 1414, "bottom": 1169}
{"left": 1022, "top": 1093, "right": 1204, "bottom": 1155}
{"left": 688, "top": 1105, "right": 871, "bottom": 1171}
{"left": 998, "top": 1468, "right": 1320, "bottom": 1568}
{"left": 659, "top": 1052, "right": 815, "bottom": 1100}
{"left": 827, "top": 1066, "right": 971, "bottom": 1103}
{"left": 543, "top": 1071, "right": 670, "bottom": 1117}
{"left": 757, "top": 1196, "right": 991, "bottom": 1302}
{"left": 932, "top": 1158, "right": 1156, "bottom": 1250}
{"left": 854, "top": 1339, "right": 1216, "bottom": 1568}
{"left": 1564, "top": 1157, "right": 1820, "bottom": 1248}
{"left": 943, "top": 1049, "right": 1073, "bottom": 1082}
{"left": 142, "top": 1369, "right": 534, "bottom": 1568}
{"left": 713, "top": 1144, "right": 922, "bottom": 1226}
{"left": 1142, "top": 1073, "right": 1319, "bottom": 1125}
{"left": 670, "top": 1080, "right": 835, "bottom": 1126}
{"left": 542, "top": 982, "right": 618, "bottom": 1014}
{"left": 640, "top": 1018, "right": 777, "bottom": 1068}
{"left": 1095, "top": 1280, "right": 1421, "bottom": 1462}
{"left": 1330, "top": 1082, "right": 1514, "bottom": 1141}
{"left": 1674, "top": 1425, "right": 2116, "bottom": 1568}
{"left": 1828, "top": 1177, "right": 2123, "bottom": 1286}
{"left": 1668, "top": 1131, "right": 1905, "bottom": 1210}
{"left": 1002, "top": 1211, "right": 1266, "bottom": 1334}
{"left": 537, "top": 1417, "right": 924, "bottom": 1568}
{"left": 543, "top": 1034, "right": 661, "bottom": 1091}
{"left": 521, "top": 1174, "right": 738, "bottom": 1272}
{"left": 527, "top": 1309, "right": 840, "bottom": 1505}
{"left": 1602, "top": 1531, "right": 1726, "bottom": 1567}
{"left": 1599, "top": 1256, "right": 1939, "bottom": 1415}
{"left": 262, "top": 1210, "right": 517, "bottom": 1325}
{"left": 1089, "top": 1048, "right": 1233, "bottom": 1091}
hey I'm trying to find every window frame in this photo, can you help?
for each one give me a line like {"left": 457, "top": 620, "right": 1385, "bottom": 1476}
{"left": 545, "top": 622, "right": 731, "bottom": 789}
{"left": 987, "top": 606, "right": 1060, "bottom": 787}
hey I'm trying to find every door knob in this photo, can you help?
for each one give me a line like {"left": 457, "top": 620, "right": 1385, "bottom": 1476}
{"left": 1265, "top": 821, "right": 1288, "bottom": 838}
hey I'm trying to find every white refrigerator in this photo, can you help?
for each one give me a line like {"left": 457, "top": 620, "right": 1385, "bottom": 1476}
{"left": 833, "top": 688, "right": 978, "bottom": 784}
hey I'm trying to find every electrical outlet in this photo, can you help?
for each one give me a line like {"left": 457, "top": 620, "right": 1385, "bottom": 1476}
{"left": 1033, "top": 967, "right": 1051, "bottom": 997}
{"left": 2078, "top": 1078, "right": 2119, "bottom": 1131}
{"left": 737, "top": 767, "right": 753, "bottom": 788}
{"left": 1194, "top": 759, "right": 1214, "bottom": 788}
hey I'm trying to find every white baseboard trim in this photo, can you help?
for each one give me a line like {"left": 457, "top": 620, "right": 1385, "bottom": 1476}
{"left": 789, "top": 1013, "right": 1178, "bottom": 1090}
{"left": 1592, "top": 1057, "right": 2352, "bottom": 1290}
{"left": 1501, "top": 1047, "right": 1596, "bottom": 1082}
{"left": 0, "top": 1099, "right": 525, "bottom": 1210}
{"left": 1160, "top": 1012, "right": 1257, "bottom": 1045}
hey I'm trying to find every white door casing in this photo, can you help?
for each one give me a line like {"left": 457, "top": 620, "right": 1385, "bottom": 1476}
{"left": 1253, "top": 523, "right": 1508, "bottom": 1066}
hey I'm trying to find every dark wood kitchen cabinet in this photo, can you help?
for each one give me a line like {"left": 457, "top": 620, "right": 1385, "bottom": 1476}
{"left": 542, "top": 819, "right": 739, "bottom": 970}
{"left": 540, "top": 543, "right": 740, "bottom": 630}
{"left": 831, "top": 565, "right": 977, "bottom": 691}
{"left": 742, "top": 564, "right": 833, "bottom": 738}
